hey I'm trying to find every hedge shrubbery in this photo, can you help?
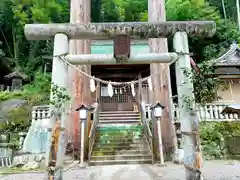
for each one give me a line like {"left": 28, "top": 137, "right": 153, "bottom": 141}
{"left": 0, "top": 72, "right": 51, "bottom": 133}
{"left": 200, "top": 122, "right": 240, "bottom": 160}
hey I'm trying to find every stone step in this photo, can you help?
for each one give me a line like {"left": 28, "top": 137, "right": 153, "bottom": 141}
{"left": 100, "top": 111, "right": 139, "bottom": 115}
{"left": 89, "top": 159, "right": 152, "bottom": 166}
{"left": 94, "top": 135, "right": 146, "bottom": 141}
{"left": 94, "top": 135, "right": 144, "bottom": 141}
{"left": 90, "top": 154, "right": 152, "bottom": 161}
{"left": 99, "top": 115, "right": 140, "bottom": 119}
{"left": 91, "top": 149, "right": 150, "bottom": 156}
{"left": 95, "top": 132, "right": 144, "bottom": 138}
{"left": 96, "top": 125, "right": 143, "bottom": 131}
{"left": 99, "top": 120, "right": 140, "bottom": 124}
{"left": 99, "top": 116, "right": 140, "bottom": 120}
{"left": 92, "top": 144, "right": 149, "bottom": 151}
{"left": 96, "top": 128, "right": 144, "bottom": 133}
{"left": 90, "top": 111, "right": 152, "bottom": 166}
{"left": 98, "top": 122, "right": 141, "bottom": 127}
{"left": 93, "top": 142, "right": 145, "bottom": 147}
{"left": 94, "top": 139, "right": 144, "bottom": 145}
{"left": 99, "top": 111, "right": 140, "bottom": 116}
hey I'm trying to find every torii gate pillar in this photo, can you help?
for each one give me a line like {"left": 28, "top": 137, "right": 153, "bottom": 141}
{"left": 45, "top": 33, "right": 69, "bottom": 177}
{"left": 174, "top": 32, "right": 202, "bottom": 179}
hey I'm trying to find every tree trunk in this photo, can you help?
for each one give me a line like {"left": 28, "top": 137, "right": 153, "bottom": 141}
{"left": 68, "top": 0, "right": 91, "bottom": 155}
{"left": 148, "top": 0, "right": 176, "bottom": 161}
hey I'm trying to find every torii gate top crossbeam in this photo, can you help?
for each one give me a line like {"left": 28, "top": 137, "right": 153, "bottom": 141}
{"left": 24, "top": 21, "right": 216, "bottom": 40}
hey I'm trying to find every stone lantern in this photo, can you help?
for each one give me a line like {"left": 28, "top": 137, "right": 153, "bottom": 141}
{"left": 4, "top": 71, "right": 27, "bottom": 91}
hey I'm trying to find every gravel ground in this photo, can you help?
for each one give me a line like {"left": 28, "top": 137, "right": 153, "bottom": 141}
{"left": 1, "top": 160, "right": 240, "bottom": 180}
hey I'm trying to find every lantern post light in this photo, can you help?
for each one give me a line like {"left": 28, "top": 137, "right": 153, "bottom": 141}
{"left": 151, "top": 102, "right": 165, "bottom": 165}
{"left": 76, "top": 104, "right": 90, "bottom": 167}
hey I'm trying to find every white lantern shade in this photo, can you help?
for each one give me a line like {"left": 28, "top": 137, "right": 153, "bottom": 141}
{"left": 76, "top": 104, "right": 90, "bottom": 121}
{"left": 151, "top": 102, "right": 165, "bottom": 118}
{"left": 154, "top": 106, "right": 163, "bottom": 118}
{"left": 79, "top": 108, "right": 87, "bottom": 120}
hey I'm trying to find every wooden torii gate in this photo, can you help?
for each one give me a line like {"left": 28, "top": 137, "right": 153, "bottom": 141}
{"left": 24, "top": 21, "right": 215, "bottom": 180}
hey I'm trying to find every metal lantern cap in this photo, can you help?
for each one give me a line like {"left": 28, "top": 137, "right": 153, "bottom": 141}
{"left": 76, "top": 104, "right": 91, "bottom": 120}
{"left": 150, "top": 102, "right": 165, "bottom": 118}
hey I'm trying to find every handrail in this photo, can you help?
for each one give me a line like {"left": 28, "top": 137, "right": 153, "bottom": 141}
{"left": 139, "top": 102, "right": 154, "bottom": 163}
{"left": 88, "top": 103, "right": 100, "bottom": 162}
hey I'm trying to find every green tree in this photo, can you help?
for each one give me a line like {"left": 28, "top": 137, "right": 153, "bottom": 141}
{"left": 208, "top": 0, "right": 237, "bottom": 21}
{"left": 0, "top": 0, "right": 67, "bottom": 78}
{"left": 0, "top": 0, "right": 239, "bottom": 104}
{"left": 140, "top": 0, "right": 240, "bottom": 61}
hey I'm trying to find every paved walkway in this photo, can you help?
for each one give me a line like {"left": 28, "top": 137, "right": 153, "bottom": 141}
{"left": 1, "top": 161, "right": 240, "bottom": 180}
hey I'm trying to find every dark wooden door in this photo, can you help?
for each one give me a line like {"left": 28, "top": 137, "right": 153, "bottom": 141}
{"left": 100, "top": 85, "right": 136, "bottom": 111}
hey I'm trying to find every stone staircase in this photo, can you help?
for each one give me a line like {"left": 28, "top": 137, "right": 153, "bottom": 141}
{"left": 89, "top": 111, "right": 153, "bottom": 166}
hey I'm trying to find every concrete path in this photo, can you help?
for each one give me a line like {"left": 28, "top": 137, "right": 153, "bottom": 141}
{"left": 1, "top": 160, "right": 240, "bottom": 180}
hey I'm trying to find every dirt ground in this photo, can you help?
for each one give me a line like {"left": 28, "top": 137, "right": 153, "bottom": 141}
{"left": 1, "top": 160, "right": 240, "bottom": 180}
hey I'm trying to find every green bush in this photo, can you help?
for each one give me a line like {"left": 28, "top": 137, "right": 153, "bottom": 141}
{"left": 0, "top": 72, "right": 51, "bottom": 103}
{"left": 200, "top": 122, "right": 240, "bottom": 160}
{"left": 0, "top": 72, "right": 51, "bottom": 135}
{"left": 0, "top": 91, "right": 26, "bottom": 101}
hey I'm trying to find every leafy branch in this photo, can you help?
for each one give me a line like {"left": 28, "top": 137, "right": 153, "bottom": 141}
{"left": 182, "top": 61, "right": 221, "bottom": 106}
{"left": 50, "top": 83, "right": 71, "bottom": 118}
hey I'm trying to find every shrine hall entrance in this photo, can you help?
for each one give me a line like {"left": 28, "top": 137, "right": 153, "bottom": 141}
{"left": 100, "top": 84, "right": 136, "bottom": 111}
{"left": 90, "top": 40, "right": 151, "bottom": 111}
{"left": 91, "top": 64, "right": 150, "bottom": 111}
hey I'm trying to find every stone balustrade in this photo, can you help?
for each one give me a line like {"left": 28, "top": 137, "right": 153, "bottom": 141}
{"left": 173, "top": 102, "right": 239, "bottom": 122}
{"left": 0, "top": 85, "right": 11, "bottom": 92}
{"left": 145, "top": 102, "right": 239, "bottom": 122}
{"left": 32, "top": 103, "right": 239, "bottom": 123}
{"left": 31, "top": 105, "right": 51, "bottom": 124}
{"left": 22, "top": 105, "right": 51, "bottom": 154}
{"left": 197, "top": 103, "right": 240, "bottom": 121}
{"left": 0, "top": 143, "right": 13, "bottom": 167}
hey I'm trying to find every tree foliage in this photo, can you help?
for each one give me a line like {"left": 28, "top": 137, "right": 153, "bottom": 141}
{"left": 200, "top": 121, "right": 240, "bottom": 159}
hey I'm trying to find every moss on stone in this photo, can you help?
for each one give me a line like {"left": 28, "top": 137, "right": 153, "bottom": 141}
{"left": 7, "top": 104, "right": 31, "bottom": 124}
{"left": 0, "top": 90, "right": 50, "bottom": 145}
{"left": 0, "top": 91, "right": 26, "bottom": 102}
{"left": 0, "top": 167, "right": 45, "bottom": 175}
